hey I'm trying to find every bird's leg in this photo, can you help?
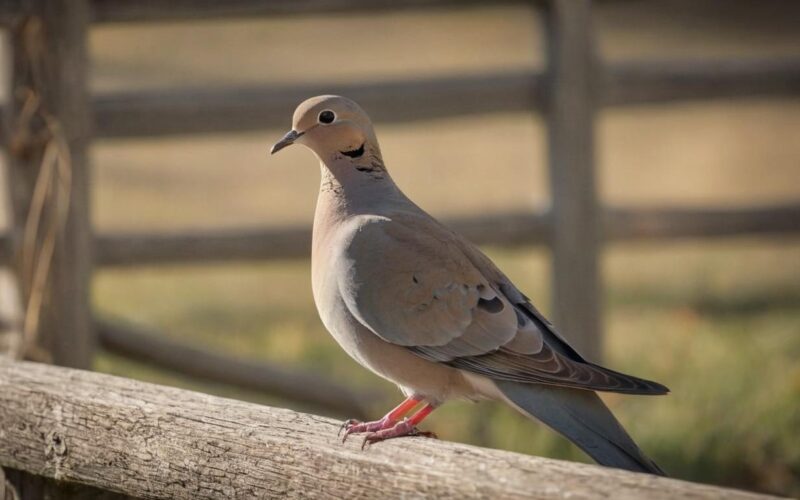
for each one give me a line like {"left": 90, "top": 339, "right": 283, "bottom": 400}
{"left": 340, "top": 396, "right": 421, "bottom": 442}
{"left": 360, "top": 403, "right": 438, "bottom": 449}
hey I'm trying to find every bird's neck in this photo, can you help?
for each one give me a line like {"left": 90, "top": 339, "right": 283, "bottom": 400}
{"left": 316, "top": 149, "right": 408, "bottom": 211}
{"left": 313, "top": 152, "right": 410, "bottom": 244}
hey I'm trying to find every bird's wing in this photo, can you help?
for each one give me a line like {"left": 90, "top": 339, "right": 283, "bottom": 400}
{"left": 341, "top": 213, "right": 520, "bottom": 356}
{"left": 341, "top": 213, "right": 668, "bottom": 395}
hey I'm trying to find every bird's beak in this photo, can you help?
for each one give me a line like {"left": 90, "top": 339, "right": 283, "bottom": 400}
{"left": 270, "top": 129, "right": 304, "bottom": 155}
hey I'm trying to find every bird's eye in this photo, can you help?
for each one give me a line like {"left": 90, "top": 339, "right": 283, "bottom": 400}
{"left": 318, "top": 110, "right": 336, "bottom": 125}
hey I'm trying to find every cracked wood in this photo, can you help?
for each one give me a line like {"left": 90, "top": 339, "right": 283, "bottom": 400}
{"left": 0, "top": 360, "right": 780, "bottom": 499}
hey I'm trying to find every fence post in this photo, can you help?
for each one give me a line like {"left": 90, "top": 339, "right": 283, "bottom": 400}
{"left": 542, "top": 0, "right": 602, "bottom": 361}
{"left": 3, "top": 0, "right": 94, "bottom": 369}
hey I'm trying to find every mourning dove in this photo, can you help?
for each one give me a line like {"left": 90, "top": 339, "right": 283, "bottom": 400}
{"left": 271, "top": 95, "right": 668, "bottom": 475}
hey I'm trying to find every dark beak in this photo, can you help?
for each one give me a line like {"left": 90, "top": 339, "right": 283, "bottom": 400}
{"left": 270, "top": 129, "right": 303, "bottom": 155}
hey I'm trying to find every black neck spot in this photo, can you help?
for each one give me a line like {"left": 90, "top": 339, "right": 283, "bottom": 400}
{"left": 341, "top": 143, "right": 365, "bottom": 158}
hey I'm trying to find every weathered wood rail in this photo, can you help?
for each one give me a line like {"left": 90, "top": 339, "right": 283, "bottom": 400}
{"left": 0, "top": 0, "right": 799, "bottom": 416}
{"left": 0, "top": 360, "right": 782, "bottom": 499}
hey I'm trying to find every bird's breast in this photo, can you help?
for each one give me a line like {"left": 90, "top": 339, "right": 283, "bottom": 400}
{"left": 311, "top": 217, "right": 365, "bottom": 363}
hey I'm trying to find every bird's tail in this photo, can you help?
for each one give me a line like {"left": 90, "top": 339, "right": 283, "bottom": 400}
{"left": 494, "top": 380, "right": 665, "bottom": 476}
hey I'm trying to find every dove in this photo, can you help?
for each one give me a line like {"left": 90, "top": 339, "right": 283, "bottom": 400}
{"left": 271, "top": 95, "right": 668, "bottom": 475}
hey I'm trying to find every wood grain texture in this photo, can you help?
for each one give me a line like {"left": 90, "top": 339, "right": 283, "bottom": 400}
{"left": 0, "top": 360, "right": 780, "bottom": 500}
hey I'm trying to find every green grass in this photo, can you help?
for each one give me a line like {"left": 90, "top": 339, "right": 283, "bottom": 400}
{"left": 94, "top": 239, "right": 800, "bottom": 496}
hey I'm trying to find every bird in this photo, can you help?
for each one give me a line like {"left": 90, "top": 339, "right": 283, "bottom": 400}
{"left": 270, "top": 95, "right": 669, "bottom": 475}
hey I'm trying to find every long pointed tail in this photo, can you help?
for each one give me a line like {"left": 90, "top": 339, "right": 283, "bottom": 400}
{"left": 494, "top": 380, "right": 665, "bottom": 475}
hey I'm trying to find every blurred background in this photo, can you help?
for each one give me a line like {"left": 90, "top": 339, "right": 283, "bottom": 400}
{"left": 1, "top": 0, "right": 799, "bottom": 496}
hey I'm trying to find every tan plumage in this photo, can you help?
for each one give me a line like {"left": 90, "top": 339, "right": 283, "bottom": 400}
{"left": 271, "top": 95, "right": 668, "bottom": 474}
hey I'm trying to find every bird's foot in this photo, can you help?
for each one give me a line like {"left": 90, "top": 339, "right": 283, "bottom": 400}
{"left": 339, "top": 400, "right": 438, "bottom": 448}
{"left": 359, "top": 419, "right": 437, "bottom": 450}
{"left": 339, "top": 417, "right": 395, "bottom": 442}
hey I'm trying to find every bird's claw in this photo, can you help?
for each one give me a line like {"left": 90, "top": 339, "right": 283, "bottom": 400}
{"left": 338, "top": 418, "right": 360, "bottom": 438}
{"left": 358, "top": 419, "right": 438, "bottom": 449}
{"left": 340, "top": 417, "right": 393, "bottom": 443}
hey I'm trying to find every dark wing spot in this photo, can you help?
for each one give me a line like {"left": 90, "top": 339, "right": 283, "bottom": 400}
{"left": 412, "top": 275, "right": 419, "bottom": 284}
{"left": 477, "top": 296, "right": 504, "bottom": 314}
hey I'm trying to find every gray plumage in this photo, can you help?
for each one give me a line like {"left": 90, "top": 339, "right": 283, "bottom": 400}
{"left": 496, "top": 381, "right": 665, "bottom": 475}
{"left": 271, "top": 95, "right": 669, "bottom": 475}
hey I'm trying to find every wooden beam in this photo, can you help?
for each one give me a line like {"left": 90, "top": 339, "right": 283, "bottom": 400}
{"left": 605, "top": 204, "right": 800, "bottom": 241}
{"left": 95, "top": 226, "right": 312, "bottom": 267}
{"left": 89, "top": 0, "right": 507, "bottom": 23}
{"left": 3, "top": 0, "right": 94, "bottom": 368}
{"left": 604, "top": 57, "right": 800, "bottom": 106}
{"left": 91, "top": 211, "right": 549, "bottom": 267}
{"left": 91, "top": 71, "right": 541, "bottom": 138}
{"left": 0, "top": 360, "right": 776, "bottom": 499}
{"left": 82, "top": 58, "right": 800, "bottom": 138}
{"left": 95, "top": 317, "right": 374, "bottom": 419}
{"left": 0, "top": 58, "right": 797, "bottom": 142}
{"left": 543, "top": 0, "right": 602, "bottom": 361}
{"left": 3, "top": 203, "right": 799, "bottom": 269}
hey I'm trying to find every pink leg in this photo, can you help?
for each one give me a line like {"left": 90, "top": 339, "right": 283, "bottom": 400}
{"left": 340, "top": 396, "right": 421, "bottom": 442}
{"left": 360, "top": 403, "right": 438, "bottom": 449}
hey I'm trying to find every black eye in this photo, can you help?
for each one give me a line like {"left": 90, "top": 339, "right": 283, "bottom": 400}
{"left": 318, "top": 110, "right": 336, "bottom": 124}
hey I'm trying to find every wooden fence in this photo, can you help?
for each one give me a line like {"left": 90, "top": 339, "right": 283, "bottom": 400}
{"left": 0, "top": 359, "right": 782, "bottom": 499}
{"left": 0, "top": 0, "right": 799, "bottom": 416}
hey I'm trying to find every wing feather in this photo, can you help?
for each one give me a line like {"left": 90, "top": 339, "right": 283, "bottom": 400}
{"left": 341, "top": 213, "right": 668, "bottom": 395}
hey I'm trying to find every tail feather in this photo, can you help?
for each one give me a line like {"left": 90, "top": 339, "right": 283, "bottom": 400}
{"left": 495, "top": 380, "right": 665, "bottom": 476}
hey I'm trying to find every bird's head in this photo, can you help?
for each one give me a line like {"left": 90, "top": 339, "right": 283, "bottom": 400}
{"left": 270, "top": 95, "right": 380, "bottom": 162}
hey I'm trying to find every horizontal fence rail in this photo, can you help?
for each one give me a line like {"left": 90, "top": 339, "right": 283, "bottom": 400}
{"left": 0, "top": 0, "right": 516, "bottom": 25}
{"left": 604, "top": 204, "right": 800, "bottom": 241}
{"left": 95, "top": 317, "right": 375, "bottom": 419}
{"left": 0, "top": 360, "right": 778, "bottom": 499}
{"left": 2, "top": 203, "right": 797, "bottom": 268}
{"left": 91, "top": 210, "right": 549, "bottom": 267}
{"left": 89, "top": 57, "right": 800, "bottom": 137}
{"left": 0, "top": 58, "right": 797, "bottom": 141}
{"left": 604, "top": 58, "right": 800, "bottom": 106}
{"left": 92, "top": 71, "right": 541, "bottom": 138}
{"left": 91, "top": 0, "right": 506, "bottom": 23}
